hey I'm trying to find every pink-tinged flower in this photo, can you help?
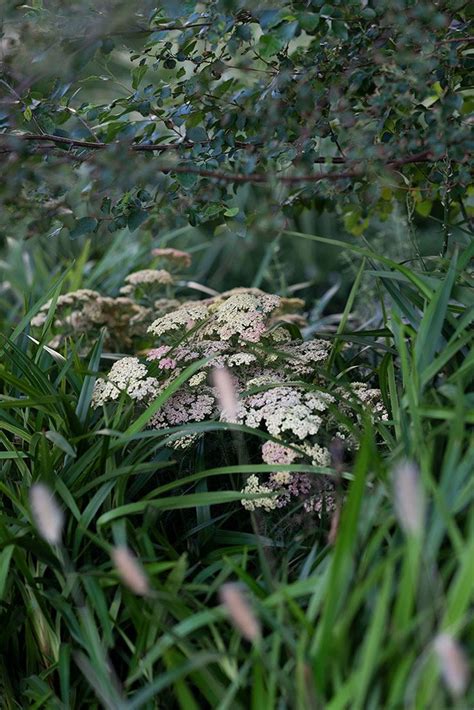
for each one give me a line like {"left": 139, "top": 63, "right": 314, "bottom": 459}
{"left": 151, "top": 389, "right": 215, "bottom": 427}
{"left": 151, "top": 247, "right": 192, "bottom": 269}
{"left": 157, "top": 357, "right": 177, "bottom": 370}
{"left": 261, "top": 441, "right": 299, "bottom": 465}
{"left": 147, "top": 345, "right": 172, "bottom": 361}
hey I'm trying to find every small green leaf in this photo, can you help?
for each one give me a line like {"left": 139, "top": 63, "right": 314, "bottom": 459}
{"left": 176, "top": 171, "right": 198, "bottom": 188}
{"left": 258, "top": 34, "right": 284, "bottom": 59}
{"left": 132, "top": 64, "right": 147, "bottom": 90}
{"left": 127, "top": 208, "right": 149, "bottom": 230}
{"left": 415, "top": 200, "right": 432, "bottom": 217}
{"left": 186, "top": 126, "right": 208, "bottom": 143}
{"left": 70, "top": 217, "right": 98, "bottom": 238}
{"left": 224, "top": 207, "right": 239, "bottom": 217}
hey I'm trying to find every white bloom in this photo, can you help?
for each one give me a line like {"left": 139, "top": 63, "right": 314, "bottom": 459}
{"left": 302, "top": 441, "right": 332, "bottom": 467}
{"left": 125, "top": 269, "right": 174, "bottom": 286}
{"left": 188, "top": 371, "right": 208, "bottom": 387}
{"left": 270, "top": 471, "right": 292, "bottom": 485}
{"left": 205, "top": 292, "right": 279, "bottom": 343}
{"left": 350, "top": 382, "right": 388, "bottom": 420}
{"left": 92, "top": 357, "right": 159, "bottom": 407}
{"left": 226, "top": 352, "right": 257, "bottom": 367}
{"left": 233, "top": 387, "right": 334, "bottom": 440}
{"left": 148, "top": 302, "right": 209, "bottom": 337}
{"left": 241, "top": 474, "right": 276, "bottom": 511}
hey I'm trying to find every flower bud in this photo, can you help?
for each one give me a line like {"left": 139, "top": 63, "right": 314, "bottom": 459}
{"left": 434, "top": 633, "right": 470, "bottom": 697}
{"left": 392, "top": 459, "right": 425, "bottom": 536}
{"left": 111, "top": 546, "right": 149, "bottom": 596}
{"left": 29, "top": 483, "right": 64, "bottom": 545}
{"left": 219, "top": 583, "right": 260, "bottom": 641}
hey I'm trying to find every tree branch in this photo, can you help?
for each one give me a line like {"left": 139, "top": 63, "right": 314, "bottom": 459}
{"left": 0, "top": 132, "right": 452, "bottom": 183}
{"left": 0, "top": 132, "right": 262, "bottom": 152}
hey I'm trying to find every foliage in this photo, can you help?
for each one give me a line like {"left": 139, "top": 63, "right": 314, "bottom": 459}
{"left": 0, "top": 0, "right": 473, "bottom": 707}
{"left": 0, "top": 0, "right": 472, "bottom": 244}
{"left": 0, "top": 228, "right": 473, "bottom": 706}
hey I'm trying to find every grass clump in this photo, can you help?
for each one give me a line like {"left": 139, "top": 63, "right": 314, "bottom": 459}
{"left": 0, "top": 231, "right": 472, "bottom": 708}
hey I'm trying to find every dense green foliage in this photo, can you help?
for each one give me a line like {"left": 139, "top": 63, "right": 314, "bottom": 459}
{"left": 1, "top": 0, "right": 472, "bottom": 241}
{"left": 0, "top": 1, "right": 473, "bottom": 708}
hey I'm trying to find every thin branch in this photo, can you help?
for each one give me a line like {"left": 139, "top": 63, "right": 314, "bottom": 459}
{"left": 108, "top": 22, "right": 212, "bottom": 38}
{"left": 154, "top": 165, "right": 363, "bottom": 183}
{"left": 0, "top": 132, "right": 460, "bottom": 183}
{"left": 1, "top": 132, "right": 435, "bottom": 162}
{"left": 0, "top": 132, "right": 262, "bottom": 152}
{"left": 437, "top": 36, "right": 473, "bottom": 44}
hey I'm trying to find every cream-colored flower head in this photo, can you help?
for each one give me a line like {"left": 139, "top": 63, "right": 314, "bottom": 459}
{"left": 92, "top": 357, "right": 159, "bottom": 407}
{"left": 152, "top": 247, "right": 192, "bottom": 269}
{"left": 148, "top": 302, "right": 209, "bottom": 338}
{"left": 124, "top": 269, "right": 174, "bottom": 287}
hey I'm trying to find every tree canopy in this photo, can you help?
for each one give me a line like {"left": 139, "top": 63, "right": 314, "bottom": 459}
{"left": 1, "top": 0, "right": 472, "bottom": 245}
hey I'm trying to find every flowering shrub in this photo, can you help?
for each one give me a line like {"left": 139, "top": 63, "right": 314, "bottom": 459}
{"left": 34, "top": 248, "right": 387, "bottom": 516}
{"left": 81, "top": 262, "right": 388, "bottom": 516}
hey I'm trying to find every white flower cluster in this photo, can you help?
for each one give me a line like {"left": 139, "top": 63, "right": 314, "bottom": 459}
{"left": 148, "top": 302, "right": 209, "bottom": 337}
{"left": 301, "top": 441, "right": 332, "bottom": 467}
{"left": 188, "top": 371, "right": 208, "bottom": 387}
{"left": 276, "top": 339, "right": 331, "bottom": 374}
{"left": 241, "top": 475, "right": 277, "bottom": 511}
{"left": 229, "top": 386, "right": 334, "bottom": 440}
{"left": 92, "top": 357, "right": 159, "bottom": 407}
{"left": 79, "top": 278, "right": 387, "bottom": 523}
{"left": 225, "top": 352, "right": 258, "bottom": 368}
{"left": 350, "top": 382, "right": 389, "bottom": 421}
{"left": 240, "top": 468, "right": 327, "bottom": 513}
{"left": 205, "top": 292, "right": 280, "bottom": 343}
{"left": 147, "top": 289, "right": 285, "bottom": 347}
{"left": 120, "top": 269, "right": 174, "bottom": 295}
{"left": 31, "top": 289, "right": 101, "bottom": 328}
{"left": 270, "top": 471, "right": 292, "bottom": 485}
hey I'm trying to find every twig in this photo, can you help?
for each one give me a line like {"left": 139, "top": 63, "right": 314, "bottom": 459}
{"left": 437, "top": 36, "right": 473, "bottom": 44}
{"left": 0, "top": 132, "right": 263, "bottom": 152}
{"left": 0, "top": 134, "right": 455, "bottom": 183}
